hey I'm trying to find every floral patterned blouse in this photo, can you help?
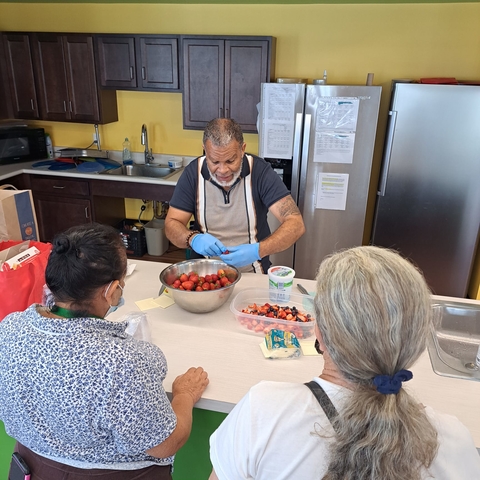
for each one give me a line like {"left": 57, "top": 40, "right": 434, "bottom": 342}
{"left": 0, "top": 305, "right": 176, "bottom": 469}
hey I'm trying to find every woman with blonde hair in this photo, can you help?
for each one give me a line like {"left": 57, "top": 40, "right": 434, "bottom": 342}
{"left": 209, "top": 246, "right": 480, "bottom": 479}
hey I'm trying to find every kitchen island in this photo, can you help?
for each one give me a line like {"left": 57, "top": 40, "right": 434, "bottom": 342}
{"left": 1, "top": 258, "right": 479, "bottom": 479}
{"left": 115, "top": 259, "right": 480, "bottom": 448}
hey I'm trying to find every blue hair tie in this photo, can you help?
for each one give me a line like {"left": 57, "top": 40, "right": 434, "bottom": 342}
{"left": 372, "top": 369, "right": 413, "bottom": 395}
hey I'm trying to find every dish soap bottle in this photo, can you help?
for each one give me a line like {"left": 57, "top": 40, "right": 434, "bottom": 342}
{"left": 45, "top": 133, "right": 54, "bottom": 159}
{"left": 122, "top": 137, "right": 133, "bottom": 164}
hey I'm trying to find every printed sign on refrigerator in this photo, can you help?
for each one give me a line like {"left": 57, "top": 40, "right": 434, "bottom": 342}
{"left": 315, "top": 173, "right": 349, "bottom": 210}
{"left": 313, "top": 97, "right": 359, "bottom": 164}
{"left": 314, "top": 131, "right": 356, "bottom": 164}
{"left": 260, "top": 84, "right": 296, "bottom": 159}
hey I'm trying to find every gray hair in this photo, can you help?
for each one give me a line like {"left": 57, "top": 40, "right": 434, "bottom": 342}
{"left": 203, "top": 118, "right": 244, "bottom": 148}
{"left": 315, "top": 246, "right": 438, "bottom": 480}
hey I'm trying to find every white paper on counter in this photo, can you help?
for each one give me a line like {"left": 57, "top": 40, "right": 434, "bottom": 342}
{"left": 135, "top": 294, "right": 175, "bottom": 311}
{"left": 315, "top": 173, "right": 349, "bottom": 210}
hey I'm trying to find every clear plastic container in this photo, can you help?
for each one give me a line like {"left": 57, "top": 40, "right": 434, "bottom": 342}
{"left": 122, "top": 137, "right": 132, "bottom": 163}
{"left": 230, "top": 288, "right": 315, "bottom": 338}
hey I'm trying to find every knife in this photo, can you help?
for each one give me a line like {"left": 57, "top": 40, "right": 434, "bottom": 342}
{"left": 297, "top": 283, "right": 310, "bottom": 296}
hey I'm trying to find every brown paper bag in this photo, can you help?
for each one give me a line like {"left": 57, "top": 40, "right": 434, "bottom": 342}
{"left": 0, "top": 184, "right": 39, "bottom": 241}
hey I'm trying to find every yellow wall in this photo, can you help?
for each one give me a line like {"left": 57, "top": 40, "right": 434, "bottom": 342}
{"left": 2, "top": 3, "right": 479, "bottom": 155}
{"left": 1, "top": 2, "right": 480, "bottom": 295}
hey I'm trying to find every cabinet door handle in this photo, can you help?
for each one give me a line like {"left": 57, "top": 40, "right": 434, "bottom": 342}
{"left": 63, "top": 101, "right": 67, "bottom": 112}
{"left": 225, "top": 108, "right": 229, "bottom": 119}
{"left": 142, "top": 66, "right": 146, "bottom": 80}
{"left": 30, "top": 99, "right": 35, "bottom": 110}
{"left": 53, "top": 185, "right": 66, "bottom": 189}
{"left": 130, "top": 66, "right": 134, "bottom": 80}
{"left": 69, "top": 101, "right": 73, "bottom": 112}
{"left": 85, "top": 206, "right": 89, "bottom": 219}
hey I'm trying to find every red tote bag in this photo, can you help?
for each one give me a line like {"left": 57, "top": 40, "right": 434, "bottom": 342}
{"left": 0, "top": 240, "right": 52, "bottom": 321}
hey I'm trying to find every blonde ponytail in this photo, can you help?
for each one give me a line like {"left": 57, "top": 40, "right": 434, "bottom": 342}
{"left": 315, "top": 247, "right": 438, "bottom": 480}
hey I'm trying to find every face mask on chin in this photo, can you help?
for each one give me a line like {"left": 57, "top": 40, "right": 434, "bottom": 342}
{"left": 104, "top": 281, "right": 124, "bottom": 317}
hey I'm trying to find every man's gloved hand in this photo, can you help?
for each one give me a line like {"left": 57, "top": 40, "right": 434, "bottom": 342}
{"left": 220, "top": 243, "right": 260, "bottom": 268}
{"left": 190, "top": 233, "right": 227, "bottom": 257}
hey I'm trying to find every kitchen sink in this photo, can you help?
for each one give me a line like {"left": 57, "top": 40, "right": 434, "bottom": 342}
{"left": 427, "top": 301, "right": 480, "bottom": 382}
{"left": 100, "top": 164, "right": 180, "bottom": 179}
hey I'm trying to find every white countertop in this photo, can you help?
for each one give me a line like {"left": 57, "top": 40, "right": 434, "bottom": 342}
{"left": 0, "top": 159, "right": 184, "bottom": 186}
{"left": 112, "top": 259, "right": 480, "bottom": 447}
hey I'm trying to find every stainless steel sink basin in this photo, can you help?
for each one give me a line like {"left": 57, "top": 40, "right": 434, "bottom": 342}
{"left": 101, "top": 164, "right": 180, "bottom": 179}
{"left": 427, "top": 300, "right": 480, "bottom": 382}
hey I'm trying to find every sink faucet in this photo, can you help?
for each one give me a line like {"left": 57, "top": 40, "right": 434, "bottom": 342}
{"left": 141, "top": 124, "right": 154, "bottom": 165}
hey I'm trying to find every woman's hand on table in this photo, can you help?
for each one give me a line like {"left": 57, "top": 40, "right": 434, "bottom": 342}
{"left": 147, "top": 367, "right": 209, "bottom": 458}
{"left": 172, "top": 366, "right": 209, "bottom": 404}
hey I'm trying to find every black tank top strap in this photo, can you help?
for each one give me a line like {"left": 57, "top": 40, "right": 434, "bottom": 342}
{"left": 304, "top": 380, "right": 339, "bottom": 432}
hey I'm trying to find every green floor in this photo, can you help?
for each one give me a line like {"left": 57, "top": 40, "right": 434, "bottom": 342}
{"left": 0, "top": 421, "right": 16, "bottom": 478}
{"left": 0, "top": 409, "right": 226, "bottom": 480}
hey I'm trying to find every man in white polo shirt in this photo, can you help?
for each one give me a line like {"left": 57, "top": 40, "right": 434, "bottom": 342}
{"left": 165, "top": 118, "right": 305, "bottom": 273}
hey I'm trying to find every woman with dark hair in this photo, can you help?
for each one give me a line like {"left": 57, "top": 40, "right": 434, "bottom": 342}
{"left": 209, "top": 246, "right": 480, "bottom": 480}
{"left": 0, "top": 223, "right": 208, "bottom": 480}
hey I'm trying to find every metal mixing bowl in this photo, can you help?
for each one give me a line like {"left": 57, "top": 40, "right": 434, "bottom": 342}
{"left": 159, "top": 259, "right": 241, "bottom": 314}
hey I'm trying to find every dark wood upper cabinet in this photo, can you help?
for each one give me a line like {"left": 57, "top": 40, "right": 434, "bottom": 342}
{"left": 138, "top": 36, "right": 179, "bottom": 90}
{"left": 95, "top": 34, "right": 180, "bottom": 92}
{"left": 2, "top": 33, "right": 39, "bottom": 120}
{"left": 182, "top": 39, "right": 224, "bottom": 130}
{"left": 1, "top": 30, "right": 274, "bottom": 131}
{"left": 95, "top": 35, "right": 137, "bottom": 89}
{"left": 31, "top": 33, "right": 118, "bottom": 124}
{"left": 182, "top": 36, "right": 275, "bottom": 133}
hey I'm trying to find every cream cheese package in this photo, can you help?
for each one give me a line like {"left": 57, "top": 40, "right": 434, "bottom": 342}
{"left": 262, "top": 329, "right": 301, "bottom": 359}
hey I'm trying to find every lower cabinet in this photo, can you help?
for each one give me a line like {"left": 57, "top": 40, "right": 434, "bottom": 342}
{"left": 30, "top": 176, "right": 93, "bottom": 242}
{"left": 28, "top": 174, "right": 175, "bottom": 244}
{"left": 34, "top": 194, "right": 92, "bottom": 242}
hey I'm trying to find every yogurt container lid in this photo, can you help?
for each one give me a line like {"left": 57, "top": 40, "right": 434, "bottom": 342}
{"left": 268, "top": 266, "right": 295, "bottom": 278}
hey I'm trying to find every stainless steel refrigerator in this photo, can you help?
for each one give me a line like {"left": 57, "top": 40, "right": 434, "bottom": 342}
{"left": 371, "top": 81, "right": 480, "bottom": 298}
{"left": 258, "top": 83, "right": 382, "bottom": 279}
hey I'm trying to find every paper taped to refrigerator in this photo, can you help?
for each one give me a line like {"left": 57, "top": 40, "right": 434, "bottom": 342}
{"left": 314, "top": 131, "right": 355, "bottom": 164}
{"left": 313, "top": 97, "right": 359, "bottom": 164}
{"left": 260, "top": 84, "right": 296, "bottom": 159}
{"left": 315, "top": 173, "right": 349, "bottom": 210}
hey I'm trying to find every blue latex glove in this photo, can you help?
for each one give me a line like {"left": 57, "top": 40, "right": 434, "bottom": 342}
{"left": 190, "top": 233, "right": 226, "bottom": 257}
{"left": 220, "top": 243, "right": 260, "bottom": 268}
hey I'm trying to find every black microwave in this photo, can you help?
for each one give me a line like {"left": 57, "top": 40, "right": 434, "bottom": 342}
{"left": 0, "top": 127, "right": 48, "bottom": 165}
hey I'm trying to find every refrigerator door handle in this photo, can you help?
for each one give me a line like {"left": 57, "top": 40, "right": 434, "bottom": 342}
{"left": 297, "top": 113, "right": 312, "bottom": 209}
{"left": 290, "top": 112, "right": 304, "bottom": 203}
{"left": 377, "top": 110, "right": 397, "bottom": 196}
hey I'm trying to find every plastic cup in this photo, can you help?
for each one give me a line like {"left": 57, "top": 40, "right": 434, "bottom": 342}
{"left": 268, "top": 266, "right": 295, "bottom": 302}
